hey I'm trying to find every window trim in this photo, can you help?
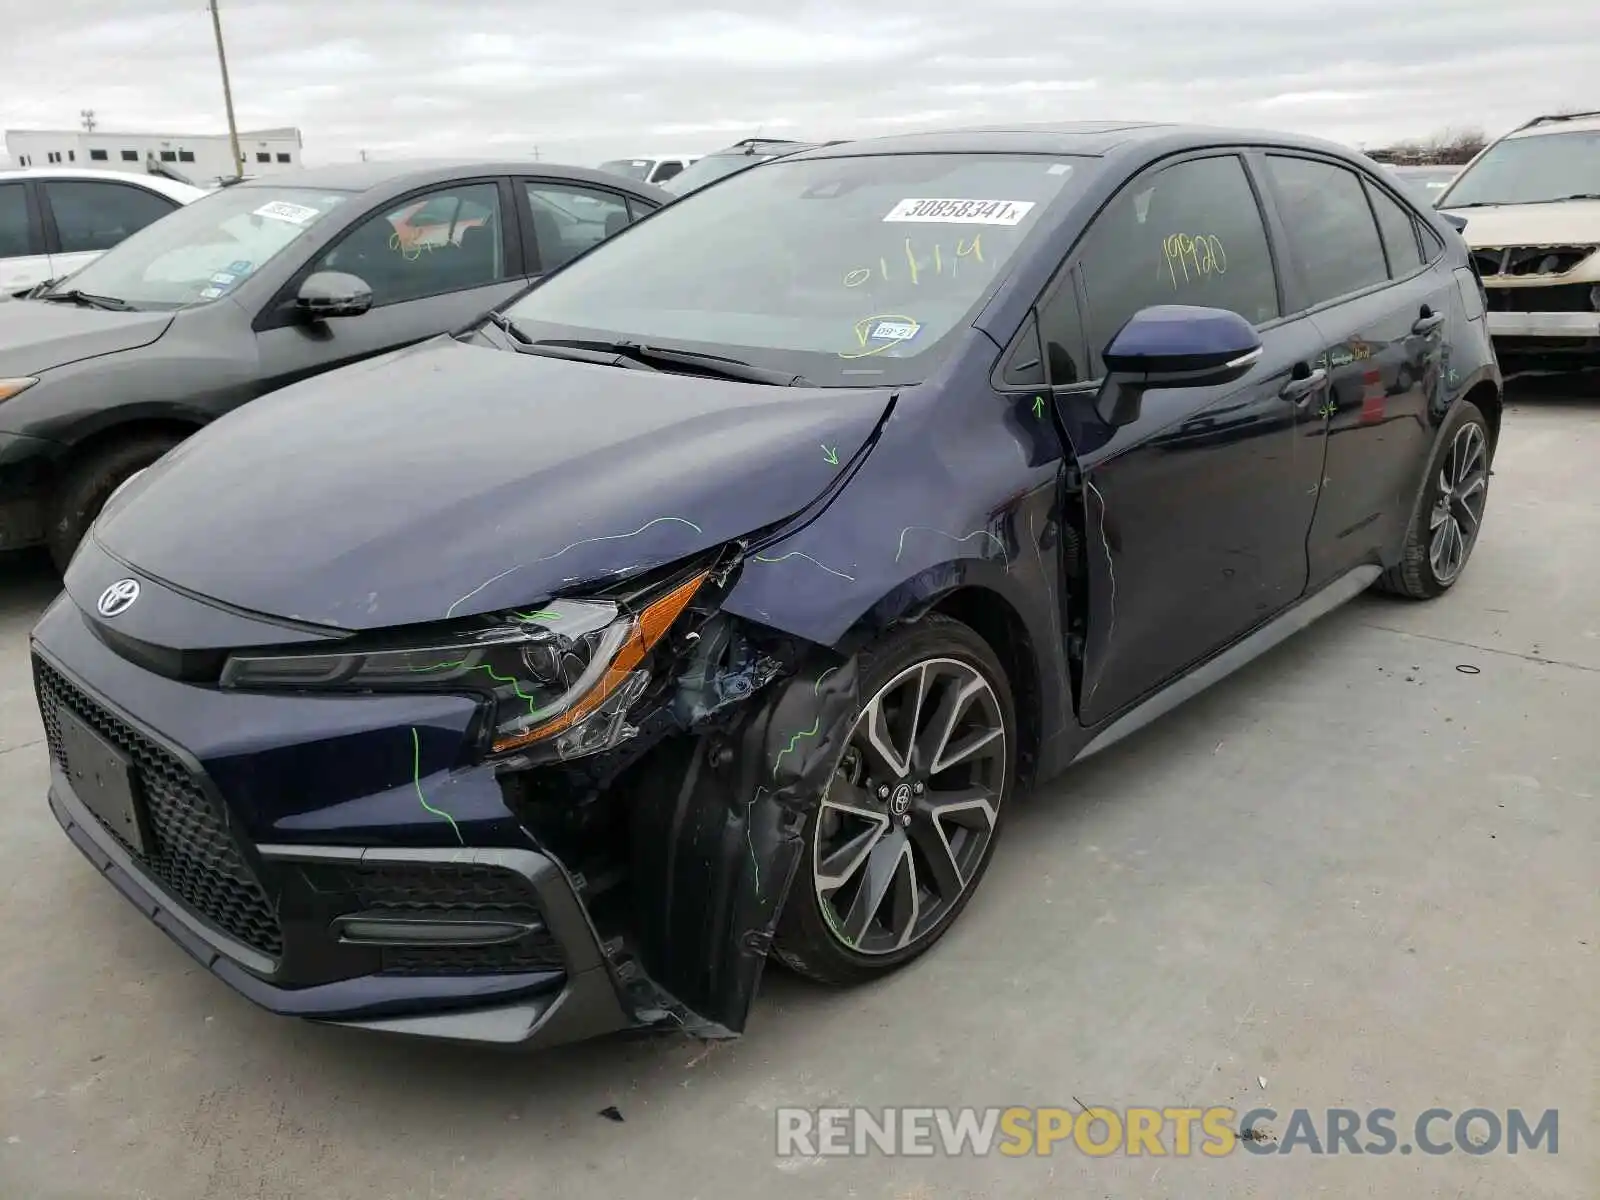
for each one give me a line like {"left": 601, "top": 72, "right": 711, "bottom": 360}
{"left": 512, "top": 176, "right": 641, "bottom": 275}
{"left": 255, "top": 176, "right": 518, "bottom": 330}
{"left": 1255, "top": 150, "right": 1404, "bottom": 318}
{"left": 0, "top": 179, "right": 47, "bottom": 260}
{"left": 36, "top": 179, "right": 181, "bottom": 257}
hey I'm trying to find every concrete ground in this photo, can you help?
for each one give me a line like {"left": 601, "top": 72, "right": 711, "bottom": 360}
{"left": 1, "top": 374, "right": 1595, "bottom": 1200}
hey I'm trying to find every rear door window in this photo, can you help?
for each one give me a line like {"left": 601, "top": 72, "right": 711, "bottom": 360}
{"left": 43, "top": 181, "right": 178, "bottom": 254}
{"left": 523, "top": 183, "right": 632, "bottom": 273}
{"left": 1366, "top": 182, "right": 1425, "bottom": 277}
{"left": 1264, "top": 156, "right": 1390, "bottom": 307}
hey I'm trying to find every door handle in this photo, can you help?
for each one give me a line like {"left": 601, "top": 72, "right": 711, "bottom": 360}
{"left": 1279, "top": 367, "right": 1328, "bottom": 404}
{"left": 1413, "top": 307, "right": 1445, "bottom": 335}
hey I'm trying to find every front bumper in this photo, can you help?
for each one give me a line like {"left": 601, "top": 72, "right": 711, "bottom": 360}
{"left": 36, "top": 645, "right": 640, "bottom": 1048}
{"left": 0, "top": 430, "right": 59, "bottom": 551}
{"left": 1486, "top": 311, "right": 1600, "bottom": 338}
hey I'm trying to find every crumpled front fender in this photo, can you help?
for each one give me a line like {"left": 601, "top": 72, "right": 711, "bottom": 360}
{"left": 627, "top": 653, "right": 860, "bottom": 1032}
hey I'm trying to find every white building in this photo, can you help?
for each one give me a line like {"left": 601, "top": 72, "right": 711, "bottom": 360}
{"left": 3, "top": 127, "right": 303, "bottom": 186}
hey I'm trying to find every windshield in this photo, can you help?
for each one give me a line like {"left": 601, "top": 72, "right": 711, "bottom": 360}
{"left": 1441, "top": 130, "right": 1600, "bottom": 207}
{"left": 505, "top": 152, "right": 1095, "bottom": 386}
{"left": 598, "top": 159, "right": 653, "bottom": 181}
{"left": 663, "top": 153, "right": 782, "bottom": 195}
{"left": 45, "top": 186, "right": 350, "bottom": 309}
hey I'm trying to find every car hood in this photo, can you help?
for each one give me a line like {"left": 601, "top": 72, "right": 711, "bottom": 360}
{"left": 1440, "top": 199, "right": 1600, "bottom": 247}
{"left": 0, "top": 299, "right": 173, "bottom": 376}
{"left": 94, "top": 336, "right": 893, "bottom": 631}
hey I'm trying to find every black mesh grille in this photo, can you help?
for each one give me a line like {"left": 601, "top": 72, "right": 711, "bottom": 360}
{"left": 324, "top": 862, "right": 564, "bottom": 974}
{"left": 34, "top": 657, "right": 283, "bottom": 959}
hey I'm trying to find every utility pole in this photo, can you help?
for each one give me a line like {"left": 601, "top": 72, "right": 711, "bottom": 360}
{"left": 207, "top": 0, "right": 244, "bottom": 178}
{"left": 80, "top": 109, "right": 97, "bottom": 133}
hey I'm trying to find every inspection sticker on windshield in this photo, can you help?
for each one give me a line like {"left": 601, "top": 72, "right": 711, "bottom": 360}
{"left": 883, "top": 198, "right": 1036, "bottom": 225}
{"left": 198, "top": 286, "right": 224, "bottom": 299}
{"left": 253, "top": 200, "right": 321, "bottom": 225}
{"left": 869, "top": 319, "right": 920, "bottom": 342}
{"left": 210, "top": 272, "right": 237, "bottom": 285}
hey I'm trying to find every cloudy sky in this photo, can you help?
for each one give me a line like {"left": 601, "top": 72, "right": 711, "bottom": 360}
{"left": 2, "top": 0, "right": 1596, "bottom": 167}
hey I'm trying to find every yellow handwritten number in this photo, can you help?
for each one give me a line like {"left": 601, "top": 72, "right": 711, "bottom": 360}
{"left": 1162, "top": 234, "right": 1226, "bottom": 288}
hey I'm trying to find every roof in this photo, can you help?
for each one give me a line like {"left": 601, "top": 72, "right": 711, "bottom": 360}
{"left": 0, "top": 166, "right": 207, "bottom": 200}
{"left": 794, "top": 121, "right": 1361, "bottom": 161}
{"left": 235, "top": 159, "right": 671, "bottom": 198}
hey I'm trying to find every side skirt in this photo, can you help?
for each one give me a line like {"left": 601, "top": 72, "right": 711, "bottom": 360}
{"left": 1071, "top": 563, "right": 1382, "bottom": 764}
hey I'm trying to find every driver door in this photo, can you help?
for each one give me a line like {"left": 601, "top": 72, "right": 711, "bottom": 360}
{"left": 1042, "top": 152, "right": 1332, "bottom": 726}
{"left": 252, "top": 178, "right": 526, "bottom": 396}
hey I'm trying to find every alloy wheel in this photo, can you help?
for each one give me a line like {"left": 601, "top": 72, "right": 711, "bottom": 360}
{"left": 811, "top": 657, "right": 1007, "bottom": 956}
{"left": 1428, "top": 421, "right": 1488, "bottom": 585}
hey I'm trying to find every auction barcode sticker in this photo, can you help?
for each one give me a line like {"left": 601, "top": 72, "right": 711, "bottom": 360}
{"left": 253, "top": 201, "right": 322, "bottom": 225}
{"left": 883, "top": 198, "right": 1036, "bottom": 225}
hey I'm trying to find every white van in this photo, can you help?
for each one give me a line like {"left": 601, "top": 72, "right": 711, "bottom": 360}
{"left": 0, "top": 168, "right": 207, "bottom": 296}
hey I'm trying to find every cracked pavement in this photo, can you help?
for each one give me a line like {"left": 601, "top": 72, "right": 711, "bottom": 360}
{"left": 0, "top": 375, "right": 1595, "bottom": 1199}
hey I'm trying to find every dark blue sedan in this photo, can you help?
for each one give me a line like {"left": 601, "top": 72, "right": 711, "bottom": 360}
{"left": 31, "top": 123, "right": 1502, "bottom": 1049}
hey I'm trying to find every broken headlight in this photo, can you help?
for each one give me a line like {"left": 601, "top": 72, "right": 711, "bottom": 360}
{"left": 220, "top": 572, "right": 706, "bottom": 759}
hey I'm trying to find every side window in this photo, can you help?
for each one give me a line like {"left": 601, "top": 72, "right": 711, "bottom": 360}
{"left": 312, "top": 183, "right": 505, "bottom": 307}
{"left": 43, "top": 181, "right": 177, "bottom": 254}
{"left": 651, "top": 161, "right": 685, "bottom": 183}
{"left": 1077, "top": 155, "right": 1279, "bottom": 365}
{"left": 1037, "top": 277, "right": 1088, "bottom": 385}
{"left": 0, "top": 184, "right": 33, "bottom": 258}
{"left": 1000, "top": 312, "right": 1046, "bottom": 388}
{"left": 524, "top": 183, "right": 631, "bottom": 273}
{"left": 1419, "top": 222, "right": 1445, "bottom": 261}
{"left": 1366, "top": 182, "right": 1424, "bottom": 277}
{"left": 1264, "top": 156, "right": 1388, "bottom": 306}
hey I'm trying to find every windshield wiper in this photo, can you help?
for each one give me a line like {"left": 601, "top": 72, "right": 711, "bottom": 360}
{"left": 1556, "top": 193, "right": 1600, "bottom": 202}
{"left": 532, "top": 338, "right": 809, "bottom": 386}
{"left": 37, "top": 289, "right": 134, "bottom": 312}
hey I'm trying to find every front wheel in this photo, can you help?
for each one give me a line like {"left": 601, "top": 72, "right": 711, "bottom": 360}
{"left": 47, "top": 434, "right": 183, "bottom": 572}
{"left": 1377, "top": 401, "right": 1492, "bottom": 599}
{"left": 774, "top": 615, "right": 1015, "bottom": 986}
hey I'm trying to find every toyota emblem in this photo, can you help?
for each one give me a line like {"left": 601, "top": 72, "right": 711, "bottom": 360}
{"left": 97, "top": 578, "right": 141, "bottom": 618}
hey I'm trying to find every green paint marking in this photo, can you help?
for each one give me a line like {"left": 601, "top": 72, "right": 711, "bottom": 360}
{"left": 1033, "top": 395, "right": 1046, "bottom": 419}
{"left": 814, "top": 665, "right": 839, "bottom": 696}
{"left": 772, "top": 717, "right": 821, "bottom": 778}
{"left": 405, "top": 660, "right": 544, "bottom": 717}
{"left": 512, "top": 609, "right": 563, "bottom": 623}
{"left": 408, "top": 659, "right": 467, "bottom": 673}
{"left": 411, "top": 727, "right": 464, "bottom": 846}
{"left": 821, "top": 444, "right": 840, "bottom": 466}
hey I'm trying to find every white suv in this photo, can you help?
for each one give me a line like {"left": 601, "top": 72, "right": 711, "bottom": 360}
{"left": 1436, "top": 111, "right": 1600, "bottom": 365}
{"left": 0, "top": 168, "right": 207, "bottom": 296}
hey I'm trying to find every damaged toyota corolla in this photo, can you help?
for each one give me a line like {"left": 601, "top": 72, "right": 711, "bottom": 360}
{"left": 31, "top": 125, "right": 1501, "bottom": 1048}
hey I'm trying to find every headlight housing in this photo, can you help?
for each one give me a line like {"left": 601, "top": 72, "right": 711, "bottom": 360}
{"left": 221, "top": 570, "right": 707, "bottom": 760}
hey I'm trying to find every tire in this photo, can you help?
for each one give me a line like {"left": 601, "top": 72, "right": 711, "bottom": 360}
{"left": 1376, "top": 400, "right": 1492, "bottom": 600}
{"left": 47, "top": 434, "right": 183, "bottom": 572}
{"left": 773, "top": 614, "right": 1016, "bottom": 986}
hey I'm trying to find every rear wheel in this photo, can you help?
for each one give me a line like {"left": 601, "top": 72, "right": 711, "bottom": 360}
{"left": 774, "top": 616, "right": 1014, "bottom": 986}
{"left": 47, "top": 434, "right": 183, "bottom": 572}
{"left": 1377, "top": 401, "right": 1491, "bottom": 600}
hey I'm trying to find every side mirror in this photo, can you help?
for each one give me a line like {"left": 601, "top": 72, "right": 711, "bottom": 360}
{"left": 296, "top": 271, "right": 372, "bottom": 320}
{"left": 1095, "top": 305, "right": 1262, "bottom": 426}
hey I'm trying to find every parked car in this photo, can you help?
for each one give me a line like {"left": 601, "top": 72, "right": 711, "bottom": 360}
{"left": 596, "top": 154, "right": 699, "bottom": 186}
{"left": 1435, "top": 110, "right": 1600, "bottom": 367}
{"left": 660, "top": 138, "right": 834, "bottom": 196}
{"left": 0, "top": 168, "right": 207, "bottom": 297}
{"left": 32, "top": 123, "right": 1500, "bottom": 1051}
{"left": 0, "top": 160, "right": 667, "bottom": 566}
{"left": 1387, "top": 164, "right": 1457, "bottom": 206}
